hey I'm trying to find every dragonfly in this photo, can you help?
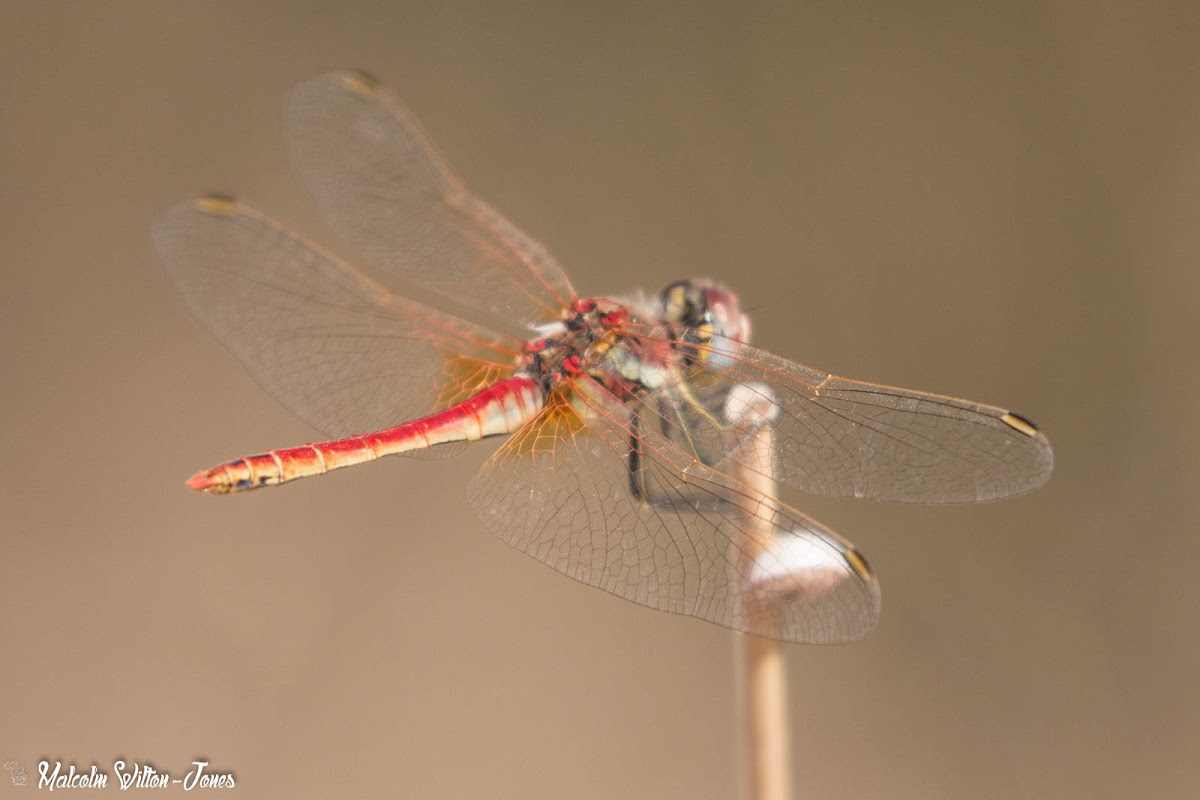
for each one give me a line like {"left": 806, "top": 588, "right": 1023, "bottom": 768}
{"left": 155, "top": 70, "right": 1053, "bottom": 644}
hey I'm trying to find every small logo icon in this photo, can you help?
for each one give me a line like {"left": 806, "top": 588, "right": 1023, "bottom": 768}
{"left": 5, "top": 760, "right": 28, "bottom": 786}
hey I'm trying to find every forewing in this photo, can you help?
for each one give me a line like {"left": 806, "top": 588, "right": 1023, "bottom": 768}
{"left": 286, "top": 70, "right": 578, "bottom": 327}
{"left": 626, "top": 330, "right": 1054, "bottom": 503}
{"left": 153, "top": 196, "right": 520, "bottom": 448}
{"left": 466, "top": 377, "right": 880, "bottom": 643}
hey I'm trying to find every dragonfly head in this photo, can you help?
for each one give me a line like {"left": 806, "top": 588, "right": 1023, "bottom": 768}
{"left": 658, "top": 279, "right": 751, "bottom": 370}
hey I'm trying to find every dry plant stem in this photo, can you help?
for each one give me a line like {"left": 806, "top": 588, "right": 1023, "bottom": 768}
{"left": 734, "top": 421, "right": 791, "bottom": 800}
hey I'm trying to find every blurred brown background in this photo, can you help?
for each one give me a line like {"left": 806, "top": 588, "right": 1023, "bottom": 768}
{"left": 2, "top": 2, "right": 1197, "bottom": 798}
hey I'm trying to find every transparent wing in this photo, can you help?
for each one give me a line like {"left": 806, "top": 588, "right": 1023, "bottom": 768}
{"left": 153, "top": 196, "right": 521, "bottom": 450}
{"left": 286, "top": 70, "right": 578, "bottom": 327}
{"left": 466, "top": 377, "right": 880, "bottom": 643}
{"left": 618, "top": 329, "right": 1054, "bottom": 503}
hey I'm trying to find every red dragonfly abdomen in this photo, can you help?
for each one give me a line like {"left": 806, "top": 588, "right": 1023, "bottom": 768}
{"left": 186, "top": 377, "right": 543, "bottom": 494}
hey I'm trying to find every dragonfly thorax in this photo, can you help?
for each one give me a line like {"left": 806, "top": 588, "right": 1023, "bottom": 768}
{"left": 517, "top": 298, "right": 671, "bottom": 398}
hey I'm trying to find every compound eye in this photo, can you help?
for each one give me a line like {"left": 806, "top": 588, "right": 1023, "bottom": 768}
{"left": 701, "top": 286, "right": 749, "bottom": 344}
{"left": 659, "top": 280, "right": 704, "bottom": 324}
{"left": 659, "top": 283, "right": 685, "bottom": 322}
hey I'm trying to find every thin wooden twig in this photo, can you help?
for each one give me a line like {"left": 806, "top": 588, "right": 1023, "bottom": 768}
{"left": 733, "top": 415, "right": 791, "bottom": 800}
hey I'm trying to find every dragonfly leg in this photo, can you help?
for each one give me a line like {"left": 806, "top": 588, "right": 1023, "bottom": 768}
{"left": 624, "top": 424, "right": 722, "bottom": 512}
{"left": 653, "top": 380, "right": 781, "bottom": 472}
{"left": 626, "top": 385, "right": 782, "bottom": 513}
{"left": 628, "top": 411, "right": 700, "bottom": 509}
{"left": 655, "top": 392, "right": 709, "bottom": 464}
{"left": 627, "top": 413, "right": 649, "bottom": 502}
{"left": 674, "top": 377, "right": 727, "bottom": 434}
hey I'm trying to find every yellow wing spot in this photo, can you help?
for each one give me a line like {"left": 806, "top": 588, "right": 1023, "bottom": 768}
{"left": 844, "top": 548, "right": 874, "bottom": 582}
{"left": 436, "top": 355, "right": 511, "bottom": 410}
{"left": 341, "top": 69, "right": 380, "bottom": 96}
{"left": 195, "top": 194, "right": 238, "bottom": 216}
{"left": 503, "top": 388, "right": 588, "bottom": 459}
{"left": 1001, "top": 412, "right": 1040, "bottom": 437}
